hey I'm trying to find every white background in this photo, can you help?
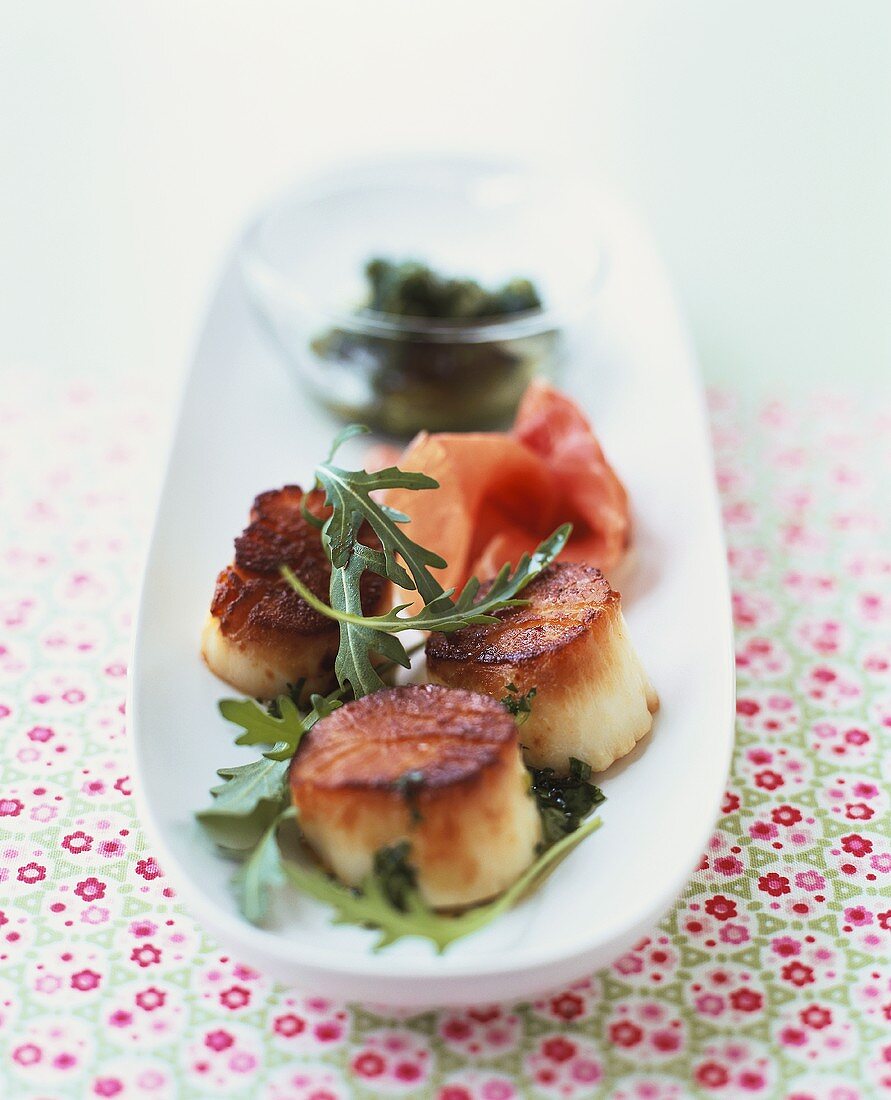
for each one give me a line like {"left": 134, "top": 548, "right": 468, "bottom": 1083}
{"left": 2, "top": 1, "right": 889, "bottom": 390}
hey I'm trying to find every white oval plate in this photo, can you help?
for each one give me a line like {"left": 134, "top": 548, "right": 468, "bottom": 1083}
{"left": 129, "top": 181, "right": 734, "bottom": 1007}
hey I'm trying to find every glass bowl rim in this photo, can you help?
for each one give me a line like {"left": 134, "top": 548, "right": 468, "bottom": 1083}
{"left": 239, "top": 155, "right": 607, "bottom": 345}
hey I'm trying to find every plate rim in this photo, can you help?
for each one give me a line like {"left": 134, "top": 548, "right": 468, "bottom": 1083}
{"left": 128, "top": 175, "right": 736, "bottom": 994}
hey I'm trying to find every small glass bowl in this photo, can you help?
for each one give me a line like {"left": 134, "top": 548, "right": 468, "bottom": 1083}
{"left": 240, "top": 157, "right": 604, "bottom": 436}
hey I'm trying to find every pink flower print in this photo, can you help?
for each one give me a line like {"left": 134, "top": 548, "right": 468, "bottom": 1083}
{"left": 130, "top": 944, "right": 161, "bottom": 968}
{"left": 781, "top": 962, "right": 815, "bottom": 987}
{"left": 704, "top": 895, "right": 738, "bottom": 921}
{"left": 273, "top": 1013, "right": 305, "bottom": 1038}
{"left": 61, "top": 831, "right": 93, "bottom": 854}
{"left": 94, "top": 1079, "right": 123, "bottom": 1097}
{"left": 352, "top": 1052, "right": 385, "bottom": 1078}
{"left": 780, "top": 1027, "right": 807, "bottom": 1047}
{"left": 610, "top": 1020, "right": 644, "bottom": 1047}
{"left": 794, "top": 870, "right": 826, "bottom": 892}
{"left": 394, "top": 1061, "right": 421, "bottom": 1083}
{"left": 135, "top": 857, "right": 163, "bottom": 880}
{"left": 696, "top": 1061, "right": 730, "bottom": 1088}
{"left": 720, "top": 923, "right": 750, "bottom": 946}
{"left": 135, "top": 986, "right": 165, "bottom": 1011}
{"left": 729, "top": 989, "right": 763, "bottom": 1013}
{"left": 571, "top": 1060, "right": 601, "bottom": 1085}
{"left": 74, "top": 877, "right": 105, "bottom": 901}
{"left": 541, "top": 1037, "right": 576, "bottom": 1063}
{"left": 548, "top": 992, "right": 585, "bottom": 1020}
{"left": 81, "top": 906, "right": 109, "bottom": 926}
{"left": 17, "top": 862, "right": 46, "bottom": 884}
{"left": 800, "top": 1004, "right": 832, "bottom": 1030}
{"left": 313, "top": 1020, "right": 343, "bottom": 1043}
{"left": 232, "top": 963, "right": 259, "bottom": 981}
{"left": 219, "top": 985, "right": 250, "bottom": 1010}
{"left": 13, "top": 1043, "right": 42, "bottom": 1066}
{"left": 204, "top": 1030, "right": 234, "bottom": 1052}
{"left": 614, "top": 952, "right": 644, "bottom": 976}
{"left": 738, "top": 1070, "right": 767, "bottom": 1090}
{"left": 754, "top": 769, "right": 784, "bottom": 791}
{"left": 758, "top": 872, "right": 791, "bottom": 897}
{"left": 841, "top": 834, "right": 873, "bottom": 857}
{"left": 843, "top": 906, "right": 873, "bottom": 927}
{"left": 71, "top": 969, "right": 101, "bottom": 991}
{"left": 722, "top": 791, "right": 741, "bottom": 813}
{"left": 853, "top": 780, "right": 879, "bottom": 798}
{"left": 771, "top": 804, "right": 802, "bottom": 826}
{"left": 442, "top": 1018, "right": 471, "bottom": 1044}
{"left": 714, "top": 855, "right": 745, "bottom": 876}
{"left": 695, "top": 994, "right": 725, "bottom": 1017}
{"left": 0, "top": 798, "right": 23, "bottom": 817}
{"left": 652, "top": 1028, "right": 682, "bottom": 1053}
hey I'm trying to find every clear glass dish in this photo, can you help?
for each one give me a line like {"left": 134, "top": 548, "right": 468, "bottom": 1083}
{"left": 240, "top": 157, "right": 605, "bottom": 436}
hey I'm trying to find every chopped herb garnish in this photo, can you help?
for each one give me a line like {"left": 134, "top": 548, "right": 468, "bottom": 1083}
{"left": 392, "top": 770, "right": 426, "bottom": 824}
{"left": 372, "top": 840, "right": 418, "bottom": 911}
{"left": 502, "top": 682, "right": 537, "bottom": 724}
{"left": 530, "top": 757, "right": 606, "bottom": 846}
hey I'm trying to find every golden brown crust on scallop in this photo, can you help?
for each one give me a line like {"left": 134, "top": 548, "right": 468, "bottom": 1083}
{"left": 290, "top": 684, "right": 515, "bottom": 793}
{"left": 288, "top": 684, "right": 541, "bottom": 908}
{"left": 210, "top": 486, "right": 386, "bottom": 644}
{"left": 426, "top": 561, "right": 616, "bottom": 667}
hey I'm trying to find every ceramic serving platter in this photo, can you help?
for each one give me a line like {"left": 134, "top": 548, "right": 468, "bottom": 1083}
{"left": 129, "top": 183, "right": 734, "bottom": 1007}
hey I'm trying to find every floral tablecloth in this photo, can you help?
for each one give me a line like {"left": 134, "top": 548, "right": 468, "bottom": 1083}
{"left": 0, "top": 373, "right": 889, "bottom": 1099}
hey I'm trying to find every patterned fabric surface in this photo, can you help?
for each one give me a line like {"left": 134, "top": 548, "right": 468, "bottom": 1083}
{"left": 0, "top": 375, "right": 889, "bottom": 1100}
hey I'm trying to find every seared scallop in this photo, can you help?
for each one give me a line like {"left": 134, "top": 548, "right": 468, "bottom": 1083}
{"left": 426, "top": 561, "right": 658, "bottom": 774}
{"left": 202, "top": 486, "right": 386, "bottom": 700}
{"left": 289, "top": 684, "right": 541, "bottom": 909}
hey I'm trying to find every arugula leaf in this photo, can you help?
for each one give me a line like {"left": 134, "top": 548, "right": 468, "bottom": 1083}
{"left": 530, "top": 757, "right": 606, "bottom": 846}
{"left": 278, "top": 814, "right": 603, "bottom": 951}
{"left": 327, "top": 552, "right": 412, "bottom": 697}
{"left": 218, "top": 695, "right": 303, "bottom": 758}
{"left": 233, "top": 815, "right": 287, "bottom": 923}
{"left": 314, "top": 431, "right": 446, "bottom": 601}
{"left": 283, "top": 523, "right": 572, "bottom": 637}
{"left": 502, "top": 682, "right": 537, "bottom": 724}
{"left": 301, "top": 429, "right": 448, "bottom": 696}
{"left": 196, "top": 757, "right": 291, "bottom": 850}
{"left": 218, "top": 690, "right": 343, "bottom": 762}
{"left": 197, "top": 688, "right": 344, "bottom": 849}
